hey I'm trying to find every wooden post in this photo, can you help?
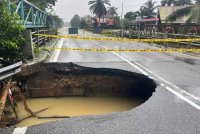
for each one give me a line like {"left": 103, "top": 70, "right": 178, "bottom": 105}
{"left": 0, "top": 80, "right": 12, "bottom": 122}
{"left": 187, "top": 35, "right": 191, "bottom": 48}
{"left": 129, "top": 25, "right": 131, "bottom": 38}
{"left": 8, "top": 89, "right": 18, "bottom": 119}
{"left": 164, "top": 31, "right": 168, "bottom": 48}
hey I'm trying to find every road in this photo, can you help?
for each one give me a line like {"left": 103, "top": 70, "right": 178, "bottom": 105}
{"left": 2, "top": 29, "right": 200, "bottom": 134}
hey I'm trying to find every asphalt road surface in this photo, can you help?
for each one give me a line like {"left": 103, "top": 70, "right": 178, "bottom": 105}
{"left": 1, "top": 30, "right": 200, "bottom": 134}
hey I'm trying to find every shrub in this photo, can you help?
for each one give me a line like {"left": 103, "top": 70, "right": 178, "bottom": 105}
{"left": 0, "top": 0, "right": 25, "bottom": 65}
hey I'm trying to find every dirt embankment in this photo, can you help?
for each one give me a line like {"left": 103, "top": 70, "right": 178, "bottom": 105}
{"left": 16, "top": 63, "right": 157, "bottom": 100}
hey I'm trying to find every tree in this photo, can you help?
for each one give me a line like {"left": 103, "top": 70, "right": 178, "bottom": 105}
{"left": 173, "top": 0, "right": 192, "bottom": 6}
{"left": 124, "top": 11, "right": 139, "bottom": 20}
{"left": 196, "top": 0, "right": 200, "bottom": 5}
{"left": 79, "top": 16, "right": 92, "bottom": 29}
{"left": 166, "top": 0, "right": 200, "bottom": 23}
{"left": 28, "top": 0, "right": 57, "bottom": 10}
{"left": 121, "top": 19, "right": 130, "bottom": 29}
{"left": 0, "top": 0, "right": 24, "bottom": 65}
{"left": 70, "top": 15, "right": 81, "bottom": 28}
{"left": 80, "top": 18, "right": 87, "bottom": 29}
{"left": 161, "top": 0, "right": 175, "bottom": 6}
{"left": 108, "top": 6, "right": 118, "bottom": 16}
{"left": 141, "top": 0, "right": 157, "bottom": 18}
{"left": 88, "top": 0, "right": 111, "bottom": 23}
{"left": 113, "top": 16, "right": 120, "bottom": 28}
{"left": 47, "top": 14, "right": 64, "bottom": 29}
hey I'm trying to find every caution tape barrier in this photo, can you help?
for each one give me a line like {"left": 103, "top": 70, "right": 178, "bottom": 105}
{"left": 42, "top": 47, "right": 200, "bottom": 53}
{"left": 34, "top": 34, "right": 200, "bottom": 43}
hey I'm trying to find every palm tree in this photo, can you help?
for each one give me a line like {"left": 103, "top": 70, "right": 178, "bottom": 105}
{"left": 108, "top": 6, "right": 118, "bottom": 16}
{"left": 166, "top": 0, "right": 200, "bottom": 23}
{"left": 124, "top": 11, "right": 140, "bottom": 20}
{"left": 88, "top": 0, "right": 111, "bottom": 23}
{"left": 141, "top": 0, "right": 157, "bottom": 18}
{"left": 161, "top": 0, "right": 175, "bottom": 6}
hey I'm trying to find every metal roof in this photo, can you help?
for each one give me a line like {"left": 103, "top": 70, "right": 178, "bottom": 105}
{"left": 130, "top": 18, "right": 159, "bottom": 24}
{"left": 158, "top": 6, "right": 190, "bottom": 24}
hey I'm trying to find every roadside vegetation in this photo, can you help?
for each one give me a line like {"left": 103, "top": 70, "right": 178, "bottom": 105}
{"left": 75, "top": 0, "right": 200, "bottom": 30}
{"left": 70, "top": 0, "right": 120, "bottom": 30}
{"left": 0, "top": 0, "right": 24, "bottom": 66}
{"left": 124, "top": 0, "right": 157, "bottom": 21}
{"left": 88, "top": 0, "right": 111, "bottom": 23}
{"left": 0, "top": 0, "right": 63, "bottom": 66}
{"left": 70, "top": 15, "right": 81, "bottom": 28}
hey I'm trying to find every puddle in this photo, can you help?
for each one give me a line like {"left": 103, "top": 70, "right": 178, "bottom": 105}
{"left": 11, "top": 63, "right": 157, "bottom": 127}
{"left": 16, "top": 96, "right": 142, "bottom": 127}
{"left": 174, "top": 57, "right": 197, "bottom": 65}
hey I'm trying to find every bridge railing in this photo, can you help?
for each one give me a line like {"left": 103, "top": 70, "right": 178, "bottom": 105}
{"left": 7, "top": 0, "right": 47, "bottom": 28}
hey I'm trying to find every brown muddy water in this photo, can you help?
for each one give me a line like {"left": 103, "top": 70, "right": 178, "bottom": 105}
{"left": 16, "top": 97, "right": 142, "bottom": 127}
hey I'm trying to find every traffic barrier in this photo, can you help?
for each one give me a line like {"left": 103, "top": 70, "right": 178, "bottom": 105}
{"left": 34, "top": 33, "right": 200, "bottom": 43}
{"left": 42, "top": 47, "right": 200, "bottom": 53}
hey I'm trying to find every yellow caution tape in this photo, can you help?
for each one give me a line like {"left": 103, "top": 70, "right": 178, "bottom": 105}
{"left": 34, "top": 33, "right": 200, "bottom": 43}
{"left": 42, "top": 47, "right": 200, "bottom": 53}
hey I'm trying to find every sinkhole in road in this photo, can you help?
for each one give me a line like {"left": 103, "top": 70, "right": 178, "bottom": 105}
{"left": 16, "top": 63, "right": 157, "bottom": 127}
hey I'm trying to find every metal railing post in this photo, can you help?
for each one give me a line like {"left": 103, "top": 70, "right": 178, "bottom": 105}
{"left": 37, "top": 28, "right": 39, "bottom": 47}
{"left": 20, "top": 0, "right": 24, "bottom": 24}
{"left": 6, "top": 0, "right": 11, "bottom": 12}
{"left": 43, "top": 28, "right": 46, "bottom": 45}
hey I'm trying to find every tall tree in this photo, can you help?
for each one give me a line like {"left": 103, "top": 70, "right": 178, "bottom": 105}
{"left": 70, "top": 15, "right": 81, "bottom": 28}
{"left": 166, "top": 0, "right": 200, "bottom": 23}
{"left": 124, "top": 11, "right": 139, "bottom": 20}
{"left": 141, "top": 0, "right": 157, "bottom": 18}
{"left": 28, "top": 0, "right": 57, "bottom": 10}
{"left": 108, "top": 6, "right": 118, "bottom": 16}
{"left": 80, "top": 16, "right": 92, "bottom": 29}
{"left": 161, "top": 0, "right": 175, "bottom": 6}
{"left": 47, "top": 14, "right": 64, "bottom": 29}
{"left": 88, "top": 0, "right": 111, "bottom": 22}
{"left": 174, "top": 0, "right": 192, "bottom": 6}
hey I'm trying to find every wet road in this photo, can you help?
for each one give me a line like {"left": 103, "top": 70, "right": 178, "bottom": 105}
{"left": 2, "top": 30, "right": 200, "bottom": 134}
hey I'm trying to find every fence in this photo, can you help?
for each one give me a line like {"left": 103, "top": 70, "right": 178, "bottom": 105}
{"left": 31, "top": 28, "right": 57, "bottom": 46}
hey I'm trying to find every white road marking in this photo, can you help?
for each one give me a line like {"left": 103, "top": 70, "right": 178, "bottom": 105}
{"left": 92, "top": 40, "right": 200, "bottom": 111}
{"left": 49, "top": 38, "right": 64, "bottom": 62}
{"left": 166, "top": 86, "right": 200, "bottom": 110}
{"left": 12, "top": 127, "right": 27, "bottom": 134}
{"left": 134, "top": 62, "right": 200, "bottom": 101}
{"left": 91, "top": 40, "right": 149, "bottom": 76}
{"left": 160, "top": 84, "right": 165, "bottom": 87}
{"left": 149, "top": 76, "right": 154, "bottom": 79}
{"left": 174, "top": 52, "right": 200, "bottom": 60}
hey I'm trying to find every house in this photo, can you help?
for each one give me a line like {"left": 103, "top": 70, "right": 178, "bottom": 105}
{"left": 159, "top": 6, "right": 200, "bottom": 34}
{"left": 130, "top": 18, "right": 159, "bottom": 32}
{"left": 92, "top": 13, "right": 115, "bottom": 28}
{"left": 129, "top": 6, "right": 200, "bottom": 34}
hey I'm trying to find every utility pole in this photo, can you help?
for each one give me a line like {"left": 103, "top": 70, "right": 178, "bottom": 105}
{"left": 120, "top": 2, "right": 124, "bottom": 37}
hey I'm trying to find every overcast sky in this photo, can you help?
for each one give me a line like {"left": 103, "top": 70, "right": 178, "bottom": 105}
{"left": 54, "top": 0, "right": 162, "bottom": 22}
